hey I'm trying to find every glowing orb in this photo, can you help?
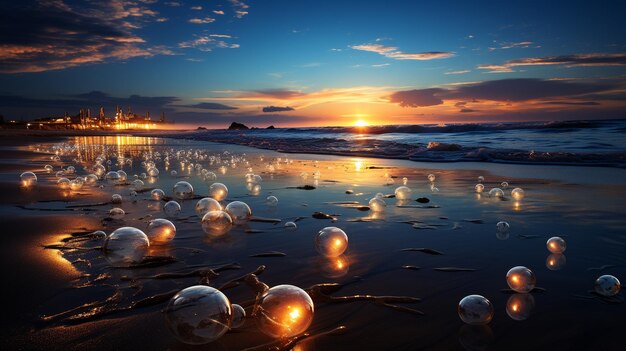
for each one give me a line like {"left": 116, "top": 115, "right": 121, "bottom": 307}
{"left": 163, "top": 200, "right": 181, "bottom": 218}
{"left": 511, "top": 188, "right": 525, "bottom": 200}
{"left": 173, "top": 181, "right": 194, "bottom": 200}
{"left": 256, "top": 284, "right": 314, "bottom": 338}
{"left": 147, "top": 218, "right": 176, "bottom": 244}
{"left": 201, "top": 210, "right": 233, "bottom": 236}
{"left": 103, "top": 227, "right": 149, "bottom": 267}
{"left": 506, "top": 266, "right": 536, "bottom": 293}
{"left": 195, "top": 197, "right": 222, "bottom": 217}
{"left": 315, "top": 227, "right": 348, "bottom": 257}
{"left": 546, "top": 236, "right": 566, "bottom": 254}
{"left": 394, "top": 186, "right": 412, "bottom": 200}
{"left": 150, "top": 189, "right": 165, "bottom": 201}
{"left": 458, "top": 295, "right": 493, "bottom": 325}
{"left": 20, "top": 172, "right": 37, "bottom": 187}
{"left": 594, "top": 275, "right": 620, "bottom": 297}
{"left": 209, "top": 183, "right": 229, "bottom": 201}
{"left": 368, "top": 197, "right": 386, "bottom": 212}
{"left": 225, "top": 201, "right": 252, "bottom": 224}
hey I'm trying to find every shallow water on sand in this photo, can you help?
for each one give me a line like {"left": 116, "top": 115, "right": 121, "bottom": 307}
{"left": 1, "top": 135, "right": 625, "bottom": 350}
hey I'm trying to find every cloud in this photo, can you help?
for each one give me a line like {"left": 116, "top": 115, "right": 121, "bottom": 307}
{"left": 387, "top": 88, "right": 446, "bottom": 107}
{"left": 0, "top": 0, "right": 166, "bottom": 73}
{"left": 262, "top": 106, "right": 295, "bottom": 112}
{"left": 500, "top": 41, "right": 534, "bottom": 49}
{"left": 350, "top": 43, "right": 454, "bottom": 60}
{"left": 229, "top": 0, "right": 249, "bottom": 18}
{"left": 213, "top": 10, "right": 225, "bottom": 15}
{"left": 183, "top": 102, "right": 238, "bottom": 110}
{"left": 191, "top": 6, "right": 202, "bottom": 10}
{"left": 478, "top": 53, "right": 626, "bottom": 73}
{"left": 189, "top": 17, "right": 215, "bottom": 24}
{"left": 389, "top": 78, "right": 622, "bottom": 108}
{"left": 459, "top": 108, "right": 478, "bottom": 112}
{"left": 445, "top": 70, "right": 470, "bottom": 75}
{"left": 179, "top": 36, "right": 239, "bottom": 51}
{"left": 540, "top": 101, "right": 601, "bottom": 106}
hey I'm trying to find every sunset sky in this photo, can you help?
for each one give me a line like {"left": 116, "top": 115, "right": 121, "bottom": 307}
{"left": 1, "top": 0, "right": 625, "bottom": 127}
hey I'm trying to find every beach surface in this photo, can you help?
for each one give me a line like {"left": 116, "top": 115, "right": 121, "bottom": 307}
{"left": 1, "top": 133, "right": 625, "bottom": 350}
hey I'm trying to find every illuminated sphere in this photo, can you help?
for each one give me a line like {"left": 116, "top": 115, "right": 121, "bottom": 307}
{"left": 546, "top": 236, "right": 566, "bottom": 254}
{"left": 111, "top": 194, "right": 122, "bottom": 204}
{"left": 546, "top": 254, "right": 567, "bottom": 271}
{"left": 315, "top": 227, "right": 348, "bottom": 257}
{"left": 117, "top": 170, "right": 128, "bottom": 182}
{"left": 65, "top": 166, "right": 76, "bottom": 174}
{"left": 164, "top": 286, "right": 233, "bottom": 345}
{"left": 394, "top": 186, "right": 412, "bottom": 200}
{"left": 57, "top": 177, "right": 70, "bottom": 189}
{"left": 265, "top": 195, "right": 279, "bottom": 206}
{"left": 173, "top": 181, "right": 193, "bottom": 199}
{"left": 163, "top": 200, "right": 181, "bottom": 218}
{"left": 478, "top": 176, "right": 485, "bottom": 183}
{"left": 594, "top": 275, "right": 621, "bottom": 297}
{"left": 488, "top": 188, "right": 504, "bottom": 198}
{"left": 501, "top": 181, "right": 509, "bottom": 189}
{"left": 70, "top": 178, "right": 84, "bottom": 191}
{"left": 205, "top": 171, "right": 217, "bottom": 181}
{"left": 506, "top": 266, "right": 536, "bottom": 293}
{"left": 511, "top": 188, "right": 525, "bottom": 200}
{"left": 103, "top": 227, "right": 149, "bottom": 267}
{"left": 496, "top": 221, "right": 510, "bottom": 234}
{"left": 93, "top": 164, "right": 106, "bottom": 177}
{"left": 428, "top": 174, "right": 436, "bottom": 182}
{"left": 147, "top": 167, "right": 159, "bottom": 177}
{"left": 147, "top": 218, "right": 176, "bottom": 244}
{"left": 201, "top": 210, "right": 233, "bottom": 236}
{"left": 209, "top": 183, "right": 229, "bottom": 201}
{"left": 230, "top": 304, "right": 246, "bottom": 329}
{"left": 20, "top": 172, "right": 37, "bottom": 187}
{"left": 109, "top": 207, "right": 125, "bottom": 220}
{"left": 131, "top": 179, "right": 144, "bottom": 191}
{"left": 105, "top": 171, "right": 121, "bottom": 184}
{"left": 44, "top": 165, "right": 53, "bottom": 172}
{"left": 195, "top": 197, "right": 222, "bottom": 217}
{"left": 285, "top": 221, "right": 297, "bottom": 229}
{"left": 85, "top": 174, "right": 98, "bottom": 186}
{"left": 256, "top": 284, "right": 314, "bottom": 338}
{"left": 458, "top": 295, "right": 494, "bottom": 325}
{"left": 506, "top": 293, "right": 535, "bottom": 321}
{"left": 368, "top": 197, "right": 386, "bottom": 212}
{"left": 150, "top": 188, "right": 165, "bottom": 201}
{"left": 170, "top": 170, "right": 178, "bottom": 176}
{"left": 375, "top": 192, "right": 384, "bottom": 198}
{"left": 475, "top": 184, "right": 484, "bottom": 193}
{"left": 402, "top": 177, "right": 408, "bottom": 185}
{"left": 225, "top": 201, "right": 252, "bottom": 224}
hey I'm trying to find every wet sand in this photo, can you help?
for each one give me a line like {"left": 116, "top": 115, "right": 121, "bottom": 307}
{"left": 1, "top": 134, "right": 625, "bottom": 350}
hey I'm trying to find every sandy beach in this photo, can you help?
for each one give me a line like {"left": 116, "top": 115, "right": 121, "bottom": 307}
{"left": 0, "top": 132, "right": 624, "bottom": 350}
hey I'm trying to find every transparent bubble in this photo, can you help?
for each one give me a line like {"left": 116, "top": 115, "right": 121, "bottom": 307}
{"left": 85, "top": 174, "right": 98, "bottom": 186}
{"left": 93, "top": 164, "right": 106, "bottom": 177}
{"left": 209, "top": 183, "right": 229, "bottom": 201}
{"left": 164, "top": 286, "right": 232, "bottom": 345}
{"left": 173, "top": 181, "right": 194, "bottom": 200}
{"left": 109, "top": 207, "right": 125, "bottom": 220}
{"left": 368, "top": 197, "right": 386, "bottom": 212}
{"left": 147, "top": 167, "right": 159, "bottom": 177}
{"left": 265, "top": 195, "right": 278, "bottom": 207}
{"left": 65, "top": 166, "right": 75, "bottom": 174}
{"left": 506, "top": 293, "right": 535, "bottom": 321}
{"left": 117, "top": 170, "right": 127, "bottom": 182}
{"left": 201, "top": 210, "right": 233, "bottom": 236}
{"left": 225, "top": 201, "right": 252, "bottom": 224}
{"left": 195, "top": 197, "right": 222, "bottom": 217}
{"left": 506, "top": 266, "right": 536, "bottom": 293}
{"left": 595, "top": 275, "right": 621, "bottom": 297}
{"left": 111, "top": 194, "right": 122, "bottom": 204}
{"left": 57, "top": 177, "right": 70, "bottom": 189}
{"left": 511, "top": 188, "right": 525, "bottom": 200}
{"left": 394, "top": 186, "right": 412, "bottom": 200}
{"left": 230, "top": 304, "right": 246, "bottom": 329}
{"left": 375, "top": 192, "right": 384, "bottom": 198}
{"left": 105, "top": 171, "right": 121, "bottom": 184}
{"left": 44, "top": 165, "right": 53, "bottom": 173}
{"left": 385, "top": 177, "right": 395, "bottom": 185}
{"left": 496, "top": 221, "right": 510, "bottom": 234}
{"left": 488, "top": 188, "right": 504, "bottom": 198}
{"left": 103, "top": 227, "right": 149, "bottom": 267}
{"left": 458, "top": 295, "right": 493, "bottom": 325}
{"left": 478, "top": 176, "right": 484, "bottom": 183}
{"left": 256, "top": 284, "right": 315, "bottom": 338}
{"left": 91, "top": 230, "right": 107, "bottom": 238}
{"left": 402, "top": 177, "right": 408, "bottom": 185}
{"left": 501, "top": 181, "right": 509, "bottom": 189}
{"left": 546, "top": 236, "right": 566, "bottom": 254}
{"left": 315, "top": 227, "right": 348, "bottom": 257}
{"left": 131, "top": 179, "right": 144, "bottom": 191}
{"left": 69, "top": 178, "right": 84, "bottom": 191}
{"left": 428, "top": 174, "right": 436, "bottom": 182}
{"left": 150, "top": 188, "right": 165, "bottom": 201}
{"left": 546, "top": 254, "right": 566, "bottom": 271}
{"left": 171, "top": 170, "right": 178, "bottom": 176}
{"left": 20, "top": 172, "right": 37, "bottom": 187}
{"left": 475, "top": 184, "right": 484, "bottom": 193}
{"left": 205, "top": 171, "right": 217, "bottom": 181}
{"left": 249, "top": 183, "right": 262, "bottom": 196}
{"left": 164, "top": 200, "right": 181, "bottom": 218}
{"left": 285, "top": 221, "right": 297, "bottom": 229}
{"left": 430, "top": 185, "right": 439, "bottom": 193}
{"left": 147, "top": 218, "right": 176, "bottom": 244}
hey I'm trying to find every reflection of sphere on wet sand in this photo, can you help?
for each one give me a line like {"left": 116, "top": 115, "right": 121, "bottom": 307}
{"left": 103, "top": 227, "right": 149, "bottom": 267}
{"left": 319, "top": 255, "right": 350, "bottom": 278}
{"left": 164, "top": 286, "right": 232, "bottom": 345}
{"left": 458, "top": 324, "right": 494, "bottom": 351}
{"left": 506, "top": 293, "right": 535, "bottom": 321}
{"left": 546, "top": 253, "right": 566, "bottom": 270}
{"left": 256, "top": 284, "right": 314, "bottom": 338}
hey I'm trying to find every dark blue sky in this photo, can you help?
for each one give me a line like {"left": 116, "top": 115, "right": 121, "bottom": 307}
{"left": 1, "top": 0, "right": 625, "bottom": 126}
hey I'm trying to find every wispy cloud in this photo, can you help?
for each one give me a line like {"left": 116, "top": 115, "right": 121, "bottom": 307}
{"left": 445, "top": 70, "right": 470, "bottom": 75}
{"left": 229, "top": 0, "right": 249, "bottom": 18}
{"left": 178, "top": 36, "right": 240, "bottom": 51}
{"left": 350, "top": 43, "right": 454, "bottom": 60}
{"left": 213, "top": 10, "right": 225, "bottom": 15}
{"left": 478, "top": 53, "right": 626, "bottom": 73}
{"left": 500, "top": 41, "right": 534, "bottom": 49}
{"left": 262, "top": 106, "right": 294, "bottom": 112}
{"left": 189, "top": 17, "right": 215, "bottom": 24}
{"left": 191, "top": 6, "right": 202, "bottom": 11}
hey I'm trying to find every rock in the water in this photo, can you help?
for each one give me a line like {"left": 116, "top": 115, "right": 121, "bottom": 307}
{"left": 228, "top": 122, "right": 249, "bottom": 130}
{"left": 416, "top": 197, "right": 430, "bottom": 203}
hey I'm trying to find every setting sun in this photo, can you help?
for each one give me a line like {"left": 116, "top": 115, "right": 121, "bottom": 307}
{"left": 354, "top": 119, "right": 369, "bottom": 127}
